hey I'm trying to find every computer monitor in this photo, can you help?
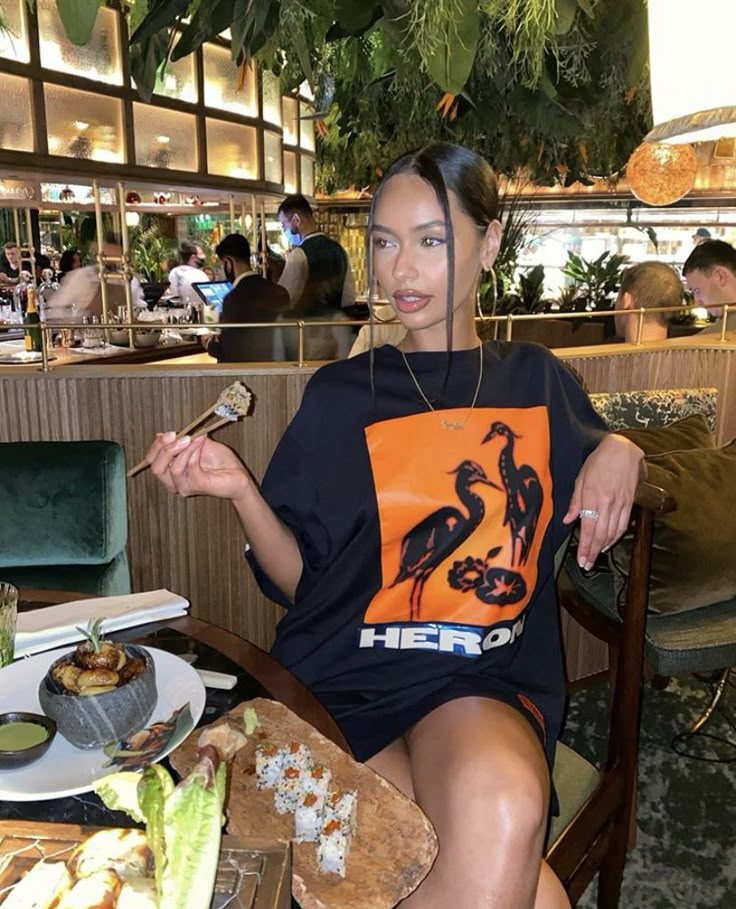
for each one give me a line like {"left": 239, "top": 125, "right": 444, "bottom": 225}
{"left": 191, "top": 281, "right": 233, "bottom": 313}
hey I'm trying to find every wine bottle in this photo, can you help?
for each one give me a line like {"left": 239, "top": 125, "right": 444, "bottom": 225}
{"left": 24, "top": 287, "right": 42, "bottom": 353}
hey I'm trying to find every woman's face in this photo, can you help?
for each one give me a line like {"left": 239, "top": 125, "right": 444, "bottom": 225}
{"left": 371, "top": 173, "right": 500, "bottom": 344}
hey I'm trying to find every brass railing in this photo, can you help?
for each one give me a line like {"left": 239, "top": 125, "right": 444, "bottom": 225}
{"left": 4, "top": 300, "right": 729, "bottom": 373}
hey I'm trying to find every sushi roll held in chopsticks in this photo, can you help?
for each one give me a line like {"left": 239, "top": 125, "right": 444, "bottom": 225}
{"left": 317, "top": 819, "right": 352, "bottom": 877}
{"left": 255, "top": 742, "right": 283, "bottom": 790}
{"left": 294, "top": 791, "right": 325, "bottom": 843}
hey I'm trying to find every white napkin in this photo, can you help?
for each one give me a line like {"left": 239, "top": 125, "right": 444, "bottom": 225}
{"left": 15, "top": 589, "right": 189, "bottom": 658}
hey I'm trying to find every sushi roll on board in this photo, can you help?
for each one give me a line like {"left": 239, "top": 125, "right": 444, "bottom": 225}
{"left": 275, "top": 766, "right": 304, "bottom": 814}
{"left": 303, "top": 764, "right": 332, "bottom": 798}
{"left": 281, "top": 741, "right": 313, "bottom": 772}
{"left": 294, "top": 791, "right": 325, "bottom": 843}
{"left": 317, "top": 819, "right": 352, "bottom": 877}
{"left": 255, "top": 742, "right": 284, "bottom": 790}
{"left": 325, "top": 790, "right": 358, "bottom": 835}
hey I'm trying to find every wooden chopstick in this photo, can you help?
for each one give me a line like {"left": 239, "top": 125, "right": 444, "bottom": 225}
{"left": 126, "top": 408, "right": 230, "bottom": 479}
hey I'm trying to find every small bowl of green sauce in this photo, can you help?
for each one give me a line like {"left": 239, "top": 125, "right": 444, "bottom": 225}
{"left": 0, "top": 711, "right": 56, "bottom": 769}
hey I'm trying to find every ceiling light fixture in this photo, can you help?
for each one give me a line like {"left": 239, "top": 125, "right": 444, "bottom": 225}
{"left": 646, "top": 0, "right": 736, "bottom": 144}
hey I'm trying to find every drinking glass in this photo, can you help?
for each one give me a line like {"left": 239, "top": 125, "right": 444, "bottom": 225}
{"left": 0, "top": 582, "right": 18, "bottom": 668}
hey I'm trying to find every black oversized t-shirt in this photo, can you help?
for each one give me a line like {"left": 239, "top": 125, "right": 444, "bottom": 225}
{"left": 247, "top": 342, "right": 607, "bottom": 761}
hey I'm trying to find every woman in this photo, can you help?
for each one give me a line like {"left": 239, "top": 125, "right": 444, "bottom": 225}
{"left": 146, "top": 142, "right": 643, "bottom": 908}
{"left": 58, "top": 248, "right": 82, "bottom": 277}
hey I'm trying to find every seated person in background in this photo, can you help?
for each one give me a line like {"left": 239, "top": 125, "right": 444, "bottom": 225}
{"left": 614, "top": 261, "right": 683, "bottom": 343}
{"left": 277, "top": 193, "right": 355, "bottom": 360}
{"left": 163, "top": 240, "right": 209, "bottom": 306}
{"left": 32, "top": 254, "right": 53, "bottom": 285}
{"left": 349, "top": 301, "right": 406, "bottom": 356}
{"left": 692, "top": 227, "right": 711, "bottom": 246}
{"left": 0, "top": 242, "right": 22, "bottom": 283}
{"left": 205, "top": 233, "right": 290, "bottom": 363}
{"left": 45, "top": 232, "right": 145, "bottom": 323}
{"left": 59, "top": 248, "right": 82, "bottom": 278}
{"left": 683, "top": 239, "right": 736, "bottom": 335}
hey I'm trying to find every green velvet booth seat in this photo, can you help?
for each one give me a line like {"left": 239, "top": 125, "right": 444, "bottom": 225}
{"left": 0, "top": 440, "right": 130, "bottom": 596}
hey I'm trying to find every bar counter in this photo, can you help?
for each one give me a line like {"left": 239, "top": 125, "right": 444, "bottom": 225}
{"left": 1, "top": 337, "right": 735, "bottom": 677}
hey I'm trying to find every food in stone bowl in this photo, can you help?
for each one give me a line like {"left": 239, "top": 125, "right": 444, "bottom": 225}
{"left": 38, "top": 618, "right": 157, "bottom": 749}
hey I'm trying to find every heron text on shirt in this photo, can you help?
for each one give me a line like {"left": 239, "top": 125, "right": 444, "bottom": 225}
{"left": 357, "top": 617, "right": 526, "bottom": 658}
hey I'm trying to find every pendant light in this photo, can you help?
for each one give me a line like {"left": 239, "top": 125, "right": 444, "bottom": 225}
{"left": 646, "top": 0, "right": 736, "bottom": 144}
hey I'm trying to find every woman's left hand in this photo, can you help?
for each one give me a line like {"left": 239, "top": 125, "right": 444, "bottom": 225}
{"left": 563, "top": 434, "right": 645, "bottom": 570}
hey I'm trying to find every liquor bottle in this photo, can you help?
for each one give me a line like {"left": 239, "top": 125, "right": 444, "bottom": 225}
{"left": 24, "top": 287, "right": 42, "bottom": 353}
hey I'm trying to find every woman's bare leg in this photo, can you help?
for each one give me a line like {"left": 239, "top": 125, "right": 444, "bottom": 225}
{"left": 366, "top": 736, "right": 415, "bottom": 800}
{"left": 392, "top": 697, "right": 569, "bottom": 909}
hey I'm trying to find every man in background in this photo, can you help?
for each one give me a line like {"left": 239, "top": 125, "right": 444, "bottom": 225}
{"left": 205, "top": 233, "right": 290, "bottom": 362}
{"left": 45, "top": 233, "right": 145, "bottom": 322}
{"left": 614, "top": 261, "right": 684, "bottom": 343}
{"left": 692, "top": 228, "right": 712, "bottom": 246}
{"left": 163, "top": 240, "right": 209, "bottom": 306}
{"left": 277, "top": 194, "right": 355, "bottom": 359}
{"left": 0, "top": 242, "right": 24, "bottom": 283}
{"left": 683, "top": 239, "right": 736, "bottom": 335}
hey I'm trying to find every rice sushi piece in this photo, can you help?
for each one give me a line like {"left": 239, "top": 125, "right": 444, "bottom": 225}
{"left": 317, "top": 819, "right": 351, "bottom": 877}
{"left": 325, "top": 789, "right": 358, "bottom": 835}
{"left": 255, "top": 742, "right": 283, "bottom": 790}
{"left": 303, "top": 764, "right": 332, "bottom": 798}
{"left": 281, "top": 741, "right": 312, "bottom": 772}
{"left": 294, "top": 791, "right": 325, "bottom": 843}
{"left": 274, "top": 766, "right": 304, "bottom": 814}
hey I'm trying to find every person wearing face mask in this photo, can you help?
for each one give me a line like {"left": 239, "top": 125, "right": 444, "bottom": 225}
{"left": 205, "top": 233, "right": 290, "bottom": 362}
{"left": 277, "top": 194, "right": 356, "bottom": 360}
{"left": 163, "top": 240, "right": 210, "bottom": 306}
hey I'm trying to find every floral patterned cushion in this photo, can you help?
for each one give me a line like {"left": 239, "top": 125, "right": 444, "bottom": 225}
{"left": 589, "top": 388, "right": 718, "bottom": 433}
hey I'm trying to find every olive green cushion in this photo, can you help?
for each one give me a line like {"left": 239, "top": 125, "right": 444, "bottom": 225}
{"left": 618, "top": 413, "right": 714, "bottom": 456}
{"left": 610, "top": 439, "right": 736, "bottom": 615}
{"left": 548, "top": 742, "right": 600, "bottom": 848}
{"left": 0, "top": 441, "right": 127, "bottom": 567}
{"left": 0, "top": 552, "right": 131, "bottom": 596}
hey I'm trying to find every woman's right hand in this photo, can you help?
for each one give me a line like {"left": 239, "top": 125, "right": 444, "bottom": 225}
{"left": 146, "top": 431, "right": 250, "bottom": 502}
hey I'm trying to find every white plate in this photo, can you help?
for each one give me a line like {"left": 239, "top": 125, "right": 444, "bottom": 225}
{"left": 0, "top": 646, "right": 205, "bottom": 801}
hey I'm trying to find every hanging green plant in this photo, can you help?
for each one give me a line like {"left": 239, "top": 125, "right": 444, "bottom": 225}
{"left": 38, "top": 0, "right": 651, "bottom": 188}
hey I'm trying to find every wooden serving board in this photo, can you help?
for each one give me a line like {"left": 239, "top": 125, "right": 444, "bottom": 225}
{"left": 0, "top": 820, "right": 290, "bottom": 909}
{"left": 170, "top": 698, "right": 438, "bottom": 909}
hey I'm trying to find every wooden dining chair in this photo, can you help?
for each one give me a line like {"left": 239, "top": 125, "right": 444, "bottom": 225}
{"left": 546, "top": 480, "right": 676, "bottom": 908}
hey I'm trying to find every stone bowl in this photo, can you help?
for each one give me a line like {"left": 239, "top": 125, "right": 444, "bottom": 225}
{"left": 0, "top": 711, "right": 56, "bottom": 769}
{"left": 38, "top": 645, "right": 157, "bottom": 750}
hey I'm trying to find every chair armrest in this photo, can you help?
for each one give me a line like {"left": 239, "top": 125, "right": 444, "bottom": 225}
{"left": 634, "top": 480, "right": 676, "bottom": 515}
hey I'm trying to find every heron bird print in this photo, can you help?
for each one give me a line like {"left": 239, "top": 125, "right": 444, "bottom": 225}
{"left": 390, "top": 459, "right": 502, "bottom": 621}
{"left": 482, "top": 420, "right": 544, "bottom": 567}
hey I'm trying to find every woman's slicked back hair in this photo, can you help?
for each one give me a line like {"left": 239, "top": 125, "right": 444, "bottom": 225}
{"left": 366, "top": 142, "right": 499, "bottom": 397}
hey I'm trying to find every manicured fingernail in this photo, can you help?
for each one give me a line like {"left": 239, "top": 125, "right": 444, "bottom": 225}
{"left": 602, "top": 545, "right": 610, "bottom": 553}
{"left": 578, "top": 556, "right": 586, "bottom": 568}
{"left": 172, "top": 435, "right": 191, "bottom": 450}
{"left": 162, "top": 431, "right": 176, "bottom": 442}
{"left": 584, "top": 561, "right": 593, "bottom": 571}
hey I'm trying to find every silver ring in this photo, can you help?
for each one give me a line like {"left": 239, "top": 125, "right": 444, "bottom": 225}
{"left": 579, "top": 508, "right": 600, "bottom": 521}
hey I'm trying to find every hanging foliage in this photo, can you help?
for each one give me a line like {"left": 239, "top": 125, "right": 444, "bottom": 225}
{"left": 41, "top": 0, "right": 652, "bottom": 189}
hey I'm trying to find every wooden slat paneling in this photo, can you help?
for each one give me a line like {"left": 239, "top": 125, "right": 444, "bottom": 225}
{"left": 1, "top": 341, "right": 734, "bottom": 660}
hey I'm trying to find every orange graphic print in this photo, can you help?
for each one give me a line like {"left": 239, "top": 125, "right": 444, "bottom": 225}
{"left": 363, "top": 407, "right": 552, "bottom": 627}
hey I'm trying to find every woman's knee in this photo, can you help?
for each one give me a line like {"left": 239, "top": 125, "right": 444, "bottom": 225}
{"left": 471, "top": 755, "right": 549, "bottom": 847}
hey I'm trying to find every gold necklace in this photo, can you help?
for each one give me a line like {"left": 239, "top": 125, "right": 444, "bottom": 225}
{"left": 400, "top": 344, "right": 484, "bottom": 431}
